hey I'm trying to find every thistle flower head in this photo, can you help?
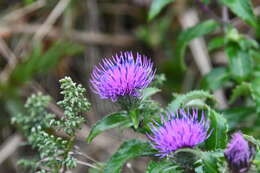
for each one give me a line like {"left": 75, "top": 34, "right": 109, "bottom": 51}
{"left": 90, "top": 51, "right": 155, "bottom": 102}
{"left": 224, "top": 132, "right": 255, "bottom": 173}
{"left": 148, "top": 109, "right": 211, "bottom": 158}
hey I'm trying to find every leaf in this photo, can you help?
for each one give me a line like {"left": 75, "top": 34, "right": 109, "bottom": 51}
{"left": 9, "top": 41, "right": 84, "bottom": 86}
{"left": 251, "top": 76, "right": 260, "bottom": 113}
{"left": 208, "top": 37, "right": 225, "bottom": 52}
{"left": 175, "top": 20, "right": 219, "bottom": 70}
{"left": 225, "top": 45, "right": 253, "bottom": 83}
{"left": 148, "top": 0, "right": 175, "bottom": 21}
{"left": 243, "top": 134, "right": 260, "bottom": 148}
{"left": 200, "top": 151, "right": 221, "bottom": 173}
{"left": 222, "top": 107, "right": 255, "bottom": 129}
{"left": 146, "top": 160, "right": 180, "bottom": 173}
{"left": 142, "top": 87, "right": 161, "bottom": 100}
{"left": 201, "top": 67, "right": 229, "bottom": 91}
{"left": 104, "top": 139, "right": 155, "bottom": 173}
{"left": 205, "top": 108, "right": 228, "bottom": 150}
{"left": 167, "top": 90, "right": 216, "bottom": 112}
{"left": 220, "top": 0, "right": 257, "bottom": 27}
{"left": 86, "top": 112, "right": 132, "bottom": 143}
{"left": 229, "top": 82, "right": 251, "bottom": 104}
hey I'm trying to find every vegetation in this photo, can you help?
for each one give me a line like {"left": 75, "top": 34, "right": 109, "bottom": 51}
{"left": 0, "top": 0, "right": 260, "bottom": 172}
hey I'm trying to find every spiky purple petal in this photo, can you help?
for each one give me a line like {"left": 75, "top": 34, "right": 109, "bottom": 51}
{"left": 148, "top": 109, "right": 211, "bottom": 158}
{"left": 224, "top": 132, "right": 255, "bottom": 173}
{"left": 90, "top": 52, "right": 155, "bottom": 102}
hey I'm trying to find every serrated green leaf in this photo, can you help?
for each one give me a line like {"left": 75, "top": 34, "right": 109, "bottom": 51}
{"left": 201, "top": 67, "right": 229, "bottom": 91}
{"left": 229, "top": 82, "right": 251, "bottom": 104}
{"left": 208, "top": 37, "right": 225, "bottom": 52}
{"left": 142, "top": 87, "right": 161, "bottom": 100}
{"left": 86, "top": 112, "right": 132, "bottom": 143}
{"left": 146, "top": 160, "right": 181, "bottom": 173}
{"left": 167, "top": 90, "right": 216, "bottom": 111}
{"left": 225, "top": 45, "right": 253, "bottom": 83}
{"left": 205, "top": 109, "right": 228, "bottom": 150}
{"left": 148, "top": 0, "right": 175, "bottom": 21}
{"left": 104, "top": 139, "right": 155, "bottom": 173}
{"left": 175, "top": 20, "right": 219, "bottom": 70}
{"left": 200, "top": 151, "right": 221, "bottom": 173}
{"left": 220, "top": 0, "right": 257, "bottom": 27}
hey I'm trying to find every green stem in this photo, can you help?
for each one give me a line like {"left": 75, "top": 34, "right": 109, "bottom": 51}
{"left": 61, "top": 136, "right": 75, "bottom": 173}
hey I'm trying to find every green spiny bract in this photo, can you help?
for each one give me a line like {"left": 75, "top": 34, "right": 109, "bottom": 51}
{"left": 12, "top": 77, "right": 90, "bottom": 173}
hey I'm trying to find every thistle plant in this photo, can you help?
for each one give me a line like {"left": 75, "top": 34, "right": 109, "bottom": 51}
{"left": 14, "top": 51, "right": 260, "bottom": 173}
{"left": 3, "top": 0, "right": 260, "bottom": 173}
{"left": 85, "top": 48, "right": 260, "bottom": 172}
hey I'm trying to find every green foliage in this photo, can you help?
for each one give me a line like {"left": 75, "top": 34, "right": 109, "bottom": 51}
{"left": 229, "top": 82, "right": 251, "bottom": 104}
{"left": 200, "top": 151, "right": 223, "bottom": 173}
{"left": 104, "top": 139, "right": 155, "bottom": 173}
{"left": 175, "top": 20, "right": 219, "bottom": 70}
{"left": 86, "top": 112, "right": 132, "bottom": 143}
{"left": 9, "top": 0, "right": 260, "bottom": 172}
{"left": 56, "top": 77, "right": 90, "bottom": 136}
{"left": 146, "top": 160, "right": 181, "bottom": 173}
{"left": 222, "top": 107, "right": 255, "bottom": 129}
{"left": 204, "top": 108, "right": 228, "bottom": 150}
{"left": 148, "top": 0, "right": 175, "bottom": 21}
{"left": 167, "top": 90, "right": 216, "bottom": 111}
{"left": 201, "top": 67, "right": 229, "bottom": 91}
{"left": 142, "top": 87, "right": 161, "bottom": 100}
{"left": 251, "top": 76, "right": 260, "bottom": 113}
{"left": 220, "top": 0, "right": 257, "bottom": 27}
{"left": 225, "top": 44, "right": 253, "bottom": 83}
{"left": 12, "top": 77, "right": 90, "bottom": 172}
{"left": 9, "top": 41, "right": 84, "bottom": 87}
{"left": 208, "top": 37, "right": 225, "bottom": 52}
{"left": 87, "top": 78, "right": 165, "bottom": 142}
{"left": 244, "top": 134, "right": 260, "bottom": 149}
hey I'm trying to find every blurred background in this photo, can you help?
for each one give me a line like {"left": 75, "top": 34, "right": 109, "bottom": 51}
{"left": 0, "top": 0, "right": 260, "bottom": 172}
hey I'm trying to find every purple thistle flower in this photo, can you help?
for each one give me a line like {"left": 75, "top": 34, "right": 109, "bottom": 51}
{"left": 224, "top": 132, "right": 255, "bottom": 173}
{"left": 90, "top": 51, "right": 155, "bottom": 102}
{"left": 148, "top": 109, "right": 211, "bottom": 158}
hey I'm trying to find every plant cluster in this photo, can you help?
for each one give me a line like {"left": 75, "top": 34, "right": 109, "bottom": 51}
{"left": 12, "top": 77, "right": 90, "bottom": 173}
{"left": 12, "top": 0, "right": 260, "bottom": 172}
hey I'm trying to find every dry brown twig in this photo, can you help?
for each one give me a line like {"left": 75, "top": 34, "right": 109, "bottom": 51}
{"left": 0, "top": 134, "right": 23, "bottom": 165}
{"left": 0, "top": 24, "right": 135, "bottom": 46}
{"left": 178, "top": 9, "right": 228, "bottom": 109}
{"left": 0, "top": 38, "right": 18, "bottom": 82}
{"left": 0, "top": 0, "right": 46, "bottom": 24}
{"left": 33, "top": 0, "right": 71, "bottom": 41}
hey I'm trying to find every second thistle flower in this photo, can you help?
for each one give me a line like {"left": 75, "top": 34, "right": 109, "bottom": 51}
{"left": 90, "top": 52, "right": 155, "bottom": 102}
{"left": 148, "top": 109, "right": 211, "bottom": 158}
